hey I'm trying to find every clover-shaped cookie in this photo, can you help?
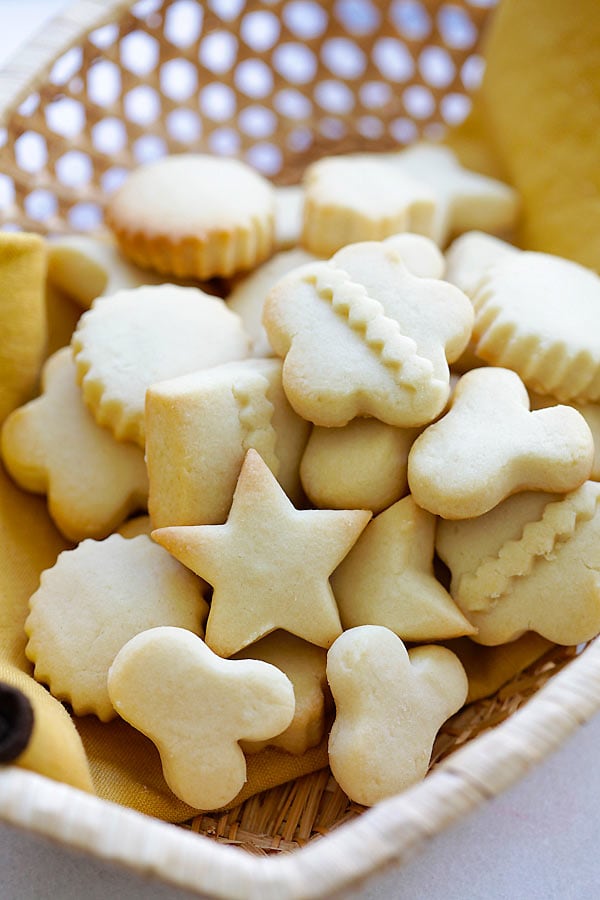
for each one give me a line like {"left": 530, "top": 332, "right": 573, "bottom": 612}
{"left": 327, "top": 626, "right": 467, "bottom": 806}
{"left": 331, "top": 495, "right": 474, "bottom": 640}
{"left": 263, "top": 234, "right": 473, "bottom": 427}
{"left": 1, "top": 348, "right": 149, "bottom": 542}
{"left": 26, "top": 534, "right": 208, "bottom": 720}
{"left": 146, "top": 358, "right": 310, "bottom": 528}
{"left": 153, "top": 449, "right": 371, "bottom": 656}
{"left": 436, "top": 481, "right": 600, "bottom": 645}
{"left": 107, "top": 626, "right": 295, "bottom": 810}
{"left": 408, "top": 367, "right": 593, "bottom": 519}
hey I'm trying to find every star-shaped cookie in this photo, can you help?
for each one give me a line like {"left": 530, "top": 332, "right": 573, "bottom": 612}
{"left": 153, "top": 449, "right": 371, "bottom": 656}
{"left": 389, "top": 143, "right": 519, "bottom": 246}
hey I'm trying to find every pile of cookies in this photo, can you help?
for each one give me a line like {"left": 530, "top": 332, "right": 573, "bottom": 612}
{"left": 3, "top": 144, "right": 600, "bottom": 812}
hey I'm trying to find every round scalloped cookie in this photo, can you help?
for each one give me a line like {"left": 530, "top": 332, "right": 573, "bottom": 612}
{"left": 105, "top": 154, "right": 275, "bottom": 280}
{"left": 72, "top": 284, "right": 251, "bottom": 447}
{"left": 25, "top": 534, "right": 208, "bottom": 721}
{"left": 472, "top": 251, "right": 600, "bottom": 402}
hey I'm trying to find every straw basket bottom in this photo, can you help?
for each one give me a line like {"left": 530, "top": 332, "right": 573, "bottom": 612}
{"left": 181, "top": 642, "right": 581, "bottom": 854}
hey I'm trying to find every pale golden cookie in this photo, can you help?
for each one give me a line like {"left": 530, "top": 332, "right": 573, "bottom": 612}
{"left": 107, "top": 626, "right": 295, "bottom": 810}
{"left": 472, "top": 252, "right": 600, "bottom": 402}
{"left": 146, "top": 358, "right": 310, "bottom": 528}
{"left": 0, "top": 232, "right": 46, "bottom": 424}
{"left": 530, "top": 391, "right": 600, "bottom": 481}
{"left": 72, "top": 284, "right": 250, "bottom": 447}
{"left": 264, "top": 234, "right": 473, "bottom": 427}
{"left": 408, "top": 367, "right": 593, "bottom": 519}
{"left": 436, "top": 481, "right": 600, "bottom": 645}
{"left": 106, "top": 154, "right": 275, "bottom": 279}
{"left": 444, "top": 231, "right": 518, "bottom": 299}
{"left": 445, "top": 233, "right": 518, "bottom": 374}
{"left": 302, "top": 154, "right": 436, "bottom": 256}
{"left": 153, "top": 449, "right": 371, "bottom": 656}
{"left": 388, "top": 143, "right": 519, "bottom": 246}
{"left": 331, "top": 495, "right": 474, "bottom": 640}
{"left": 26, "top": 535, "right": 208, "bottom": 721}
{"left": 47, "top": 234, "right": 164, "bottom": 310}
{"left": 234, "top": 631, "right": 329, "bottom": 755}
{"left": 1, "top": 348, "right": 148, "bottom": 542}
{"left": 227, "top": 249, "right": 317, "bottom": 358}
{"left": 300, "top": 418, "right": 419, "bottom": 514}
{"left": 274, "top": 185, "right": 304, "bottom": 250}
{"left": 327, "top": 626, "right": 467, "bottom": 806}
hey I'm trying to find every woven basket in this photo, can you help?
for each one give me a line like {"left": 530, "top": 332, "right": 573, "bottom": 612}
{"left": 2, "top": 1, "right": 600, "bottom": 897}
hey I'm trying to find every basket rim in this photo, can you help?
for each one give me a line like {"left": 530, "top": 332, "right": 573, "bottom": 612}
{"left": 0, "top": 0, "right": 132, "bottom": 128}
{"left": 1, "top": 635, "right": 599, "bottom": 899}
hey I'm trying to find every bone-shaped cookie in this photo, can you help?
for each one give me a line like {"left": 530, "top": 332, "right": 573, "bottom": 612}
{"left": 107, "top": 626, "right": 295, "bottom": 810}
{"left": 408, "top": 367, "right": 594, "bottom": 519}
{"left": 327, "top": 626, "right": 467, "bottom": 806}
{"left": 263, "top": 234, "right": 473, "bottom": 428}
{"left": 436, "top": 481, "right": 600, "bottom": 646}
{"left": 1, "top": 348, "right": 149, "bottom": 542}
{"left": 331, "top": 495, "right": 474, "bottom": 641}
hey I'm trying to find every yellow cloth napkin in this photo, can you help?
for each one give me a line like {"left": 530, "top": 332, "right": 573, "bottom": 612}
{"left": 448, "top": 0, "right": 600, "bottom": 270}
{"left": 0, "top": 233, "right": 47, "bottom": 424}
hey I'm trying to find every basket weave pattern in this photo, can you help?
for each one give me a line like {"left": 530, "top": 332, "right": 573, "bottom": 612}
{"left": 2, "top": 0, "right": 600, "bottom": 891}
{"left": 0, "top": 0, "right": 490, "bottom": 232}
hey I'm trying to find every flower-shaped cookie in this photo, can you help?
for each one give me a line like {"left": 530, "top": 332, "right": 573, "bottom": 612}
{"left": 72, "top": 284, "right": 251, "bottom": 447}
{"left": 146, "top": 358, "right": 310, "bottom": 528}
{"left": 436, "top": 481, "right": 600, "bottom": 645}
{"left": 153, "top": 449, "right": 371, "bottom": 656}
{"left": 301, "top": 154, "right": 436, "bottom": 256}
{"left": 327, "top": 626, "right": 467, "bottom": 806}
{"left": 1, "top": 348, "right": 148, "bottom": 542}
{"left": 408, "top": 367, "right": 593, "bottom": 519}
{"left": 26, "top": 534, "right": 208, "bottom": 720}
{"left": 472, "top": 251, "right": 600, "bottom": 402}
{"left": 331, "top": 495, "right": 474, "bottom": 640}
{"left": 107, "top": 626, "right": 295, "bottom": 809}
{"left": 263, "top": 234, "right": 473, "bottom": 427}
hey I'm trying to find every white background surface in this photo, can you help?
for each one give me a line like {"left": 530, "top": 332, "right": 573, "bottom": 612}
{"left": 1, "top": 2, "right": 599, "bottom": 898}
